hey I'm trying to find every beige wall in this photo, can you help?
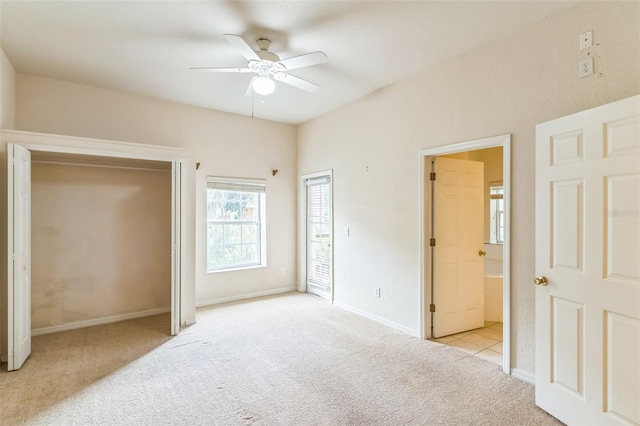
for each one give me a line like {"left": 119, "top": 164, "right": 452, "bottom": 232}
{"left": 298, "top": 1, "right": 640, "bottom": 375}
{"left": 13, "top": 74, "right": 297, "bottom": 315}
{"left": 31, "top": 162, "right": 171, "bottom": 330}
{"left": 0, "top": 47, "right": 16, "bottom": 129}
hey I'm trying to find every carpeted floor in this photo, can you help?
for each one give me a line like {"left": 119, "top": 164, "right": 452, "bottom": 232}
{"left": 1, "top": 292, "right": 561, "bottom": 425}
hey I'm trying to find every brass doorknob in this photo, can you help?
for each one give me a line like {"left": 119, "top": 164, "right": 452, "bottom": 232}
{"left": 478, "top": 250, "right": 486, "bottom": 256}
{"left": 534, "top": 276, "right": 549, "bottom": 286}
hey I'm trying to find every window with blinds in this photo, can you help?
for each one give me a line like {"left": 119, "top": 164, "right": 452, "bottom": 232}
{"left": 306, "top": 176, "right": 331, "bottom": 288}
{"left": 490, "top": 183, "right": 504, "bottom": 244}
{"left": 206, "top": 177, "right": 266, "bottom": 272}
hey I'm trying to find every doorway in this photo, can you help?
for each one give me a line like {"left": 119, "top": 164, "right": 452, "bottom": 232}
{"left": 6, "top": 135, "right": 186, "bottom": 371}
{"left": 302, "top": 170, "right": 333, "bottom": 301}
{"left": 421, "top": 134, "right": 511, "bottom": 373}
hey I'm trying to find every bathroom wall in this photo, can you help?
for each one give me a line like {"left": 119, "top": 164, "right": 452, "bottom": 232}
{"left": 483, "top": 243, "right": 503, "bottom": 275}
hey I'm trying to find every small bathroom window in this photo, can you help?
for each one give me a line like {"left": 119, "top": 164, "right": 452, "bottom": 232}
{"left": 490, "top": 183, "right": 504, "bottom": 244}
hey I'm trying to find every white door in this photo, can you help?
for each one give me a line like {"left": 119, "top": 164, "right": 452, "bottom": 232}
{"left": 7, "top": 144, "right": 32, "bottom": 371}
{"left": 170, "top": 159, "right": 182, "bottom": 336}
{"left": 535, "top": 95, "right": 640, "bottom": 425}
{"left": 306, "top": 175, "right": 332, "bottom": 300}
{"left": 432, "top": 157, "right": 484, "bottom": 338}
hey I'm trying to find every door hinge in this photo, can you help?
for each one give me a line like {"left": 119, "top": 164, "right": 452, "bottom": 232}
{"left": 429, "top": 238, "right": 436, "bottom": 247}
{"left": 430, "top": 304, "right": 436, "bottom": 313}
{"left": 430, "top": 172, "right": 436, "bottom": 181}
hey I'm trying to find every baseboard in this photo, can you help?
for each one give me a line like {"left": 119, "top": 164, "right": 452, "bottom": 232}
{"left": 196, "top": 286, "right": 296, "bottom": 308}
{"left": 31, "top": 307, "right": 171, "bottom": 336}
{"left": 333, "top": 301, "right": 420, "bottom": 337}
{"left": 511, "top": 367, "right": 536, "bottom": 384}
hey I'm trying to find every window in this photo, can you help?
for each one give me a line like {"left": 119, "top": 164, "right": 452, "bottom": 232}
{"left": 207, "top": 177, "right": 266, "bottom": 272}
{"left": 489, "top": 183, "right": 504, "bottom": 244}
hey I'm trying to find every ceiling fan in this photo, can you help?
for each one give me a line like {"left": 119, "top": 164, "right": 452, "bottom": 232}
{"left": 191, "top": 34, "right": 328, "bottom": 96}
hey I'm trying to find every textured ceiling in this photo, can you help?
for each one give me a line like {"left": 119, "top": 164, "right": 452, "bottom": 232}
{"left": 0, "top": 1, "right": 577, "bottom": 124}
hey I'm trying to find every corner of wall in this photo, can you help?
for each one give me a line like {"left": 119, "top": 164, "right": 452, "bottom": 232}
{"left": 0, "top": 47, "right": 17, "bottom": 130}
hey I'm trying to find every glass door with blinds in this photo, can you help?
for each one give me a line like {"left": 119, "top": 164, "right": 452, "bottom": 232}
{"left": 305, "top": 174, "right": 332, "bottom": 300}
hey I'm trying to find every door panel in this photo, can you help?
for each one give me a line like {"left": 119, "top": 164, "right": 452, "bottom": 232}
{"left": 7, "top": 144, "right": 31, "bottom": 371}
{"left": 604, "top": 311, "right": 639, "bottom": 424}
{"left": 535, "top": 95, "right": 640, "bottom": 425}
{"left": 432, "top": 157, "right": 484, "bottom": 338}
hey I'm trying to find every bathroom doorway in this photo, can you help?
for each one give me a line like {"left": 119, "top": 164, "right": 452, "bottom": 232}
{"left": 420, "top": 134, "right": 511, "bottom": 373}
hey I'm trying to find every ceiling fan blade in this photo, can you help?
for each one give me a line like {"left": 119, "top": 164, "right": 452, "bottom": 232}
{"left": 275, "top": 73, "right": 320, "bottom": 92}
{"left": 223, "top": 34, "right": 260, "bottom": 62}
{"left": 277, "top": 51, "right": 328, "bottom": 71}
{"left": 190, "top": 67, "right": 252, "bottom": 73}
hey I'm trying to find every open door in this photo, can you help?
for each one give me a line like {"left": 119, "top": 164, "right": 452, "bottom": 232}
{"left": 535, "top": 96, "right": 639, "bottom": 424}
{"left": 431, "top": 156, "right": 484, "bottom": 338}
{"left": 7, "top": 144, "right": 31, "bottom": 371}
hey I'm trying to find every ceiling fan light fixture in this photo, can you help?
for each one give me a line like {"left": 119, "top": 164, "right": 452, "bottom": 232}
{"left": 253, "top": 75, "right": 275, "bottom": 95}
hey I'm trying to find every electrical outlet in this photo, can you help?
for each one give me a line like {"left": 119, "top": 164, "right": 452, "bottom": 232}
{"left": 374, "top": 287, "right": 381, "bottom": 298}
{"left": 579, "top": 58, "right": 593, "bottom": 78}
{"left": 579, "top": 31, "right": 592, "bottom": 49}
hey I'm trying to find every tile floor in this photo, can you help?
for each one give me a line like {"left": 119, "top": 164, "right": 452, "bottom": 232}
{"left": 433, "top": 321, "right": 503, "bottom": 366}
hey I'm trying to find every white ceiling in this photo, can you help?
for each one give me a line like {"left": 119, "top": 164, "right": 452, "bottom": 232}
{"left": 1, "top": 1, "right": 577, "bottom": 124}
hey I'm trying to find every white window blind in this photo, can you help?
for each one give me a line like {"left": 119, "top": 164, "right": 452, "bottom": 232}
{"left": 207, "top": 176, "right": 266, "bottom": 193}
{"left": 306, "top": 176, "right": 331, "bottom": 288}
{"left": 306, "top": 176, "right": 330, "bottom": 186}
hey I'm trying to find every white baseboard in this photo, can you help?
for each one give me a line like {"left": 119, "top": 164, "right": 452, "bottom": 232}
{"left": 31, "top": 307, "right": 171, "bottom": 336}
{"left": 511, "top": 367, "right": 536, "bottom": 384}
{"left": 196, "top": 286, "right": 296, "bottom": 308}
{"left": 333, "top": 301, "right": 420, "bottom": 337}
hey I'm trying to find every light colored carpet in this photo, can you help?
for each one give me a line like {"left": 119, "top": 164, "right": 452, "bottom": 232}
{"left": 1, "top": 292, "right": 561, "bottom": 425}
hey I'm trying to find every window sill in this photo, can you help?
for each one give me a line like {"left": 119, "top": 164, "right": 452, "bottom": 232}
{"left": 207, "top": 264, "right": 267, "bottom": 274}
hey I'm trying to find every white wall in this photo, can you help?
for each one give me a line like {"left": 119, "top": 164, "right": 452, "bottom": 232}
{"left": 31, "top": 162, "right": 171, "bottom": 330}
{"left": 0, "top": 47, "right": 16, "bottom": 129}
{"left": 13, "top": 75, "right": 297, "bottom": 318}
{"left": 297, "top": 2, "right": 640, "bottom": 374}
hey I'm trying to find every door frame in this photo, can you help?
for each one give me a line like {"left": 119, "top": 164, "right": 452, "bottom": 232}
{"left": 420, "top": 134, "right": 511, "bottom": 374}
{"left": 299, "top": 169, "right": 334, "bottom": 302}
{"left": 3, "top": 130, "right": 186, "bottom": 367}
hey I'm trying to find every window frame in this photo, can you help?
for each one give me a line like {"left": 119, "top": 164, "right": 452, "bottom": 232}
{"left": 206, "top": 177, "right": 267, "bottom": 273}
{"left": 489, "top": 182, "right": 505, "bottom": 244}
